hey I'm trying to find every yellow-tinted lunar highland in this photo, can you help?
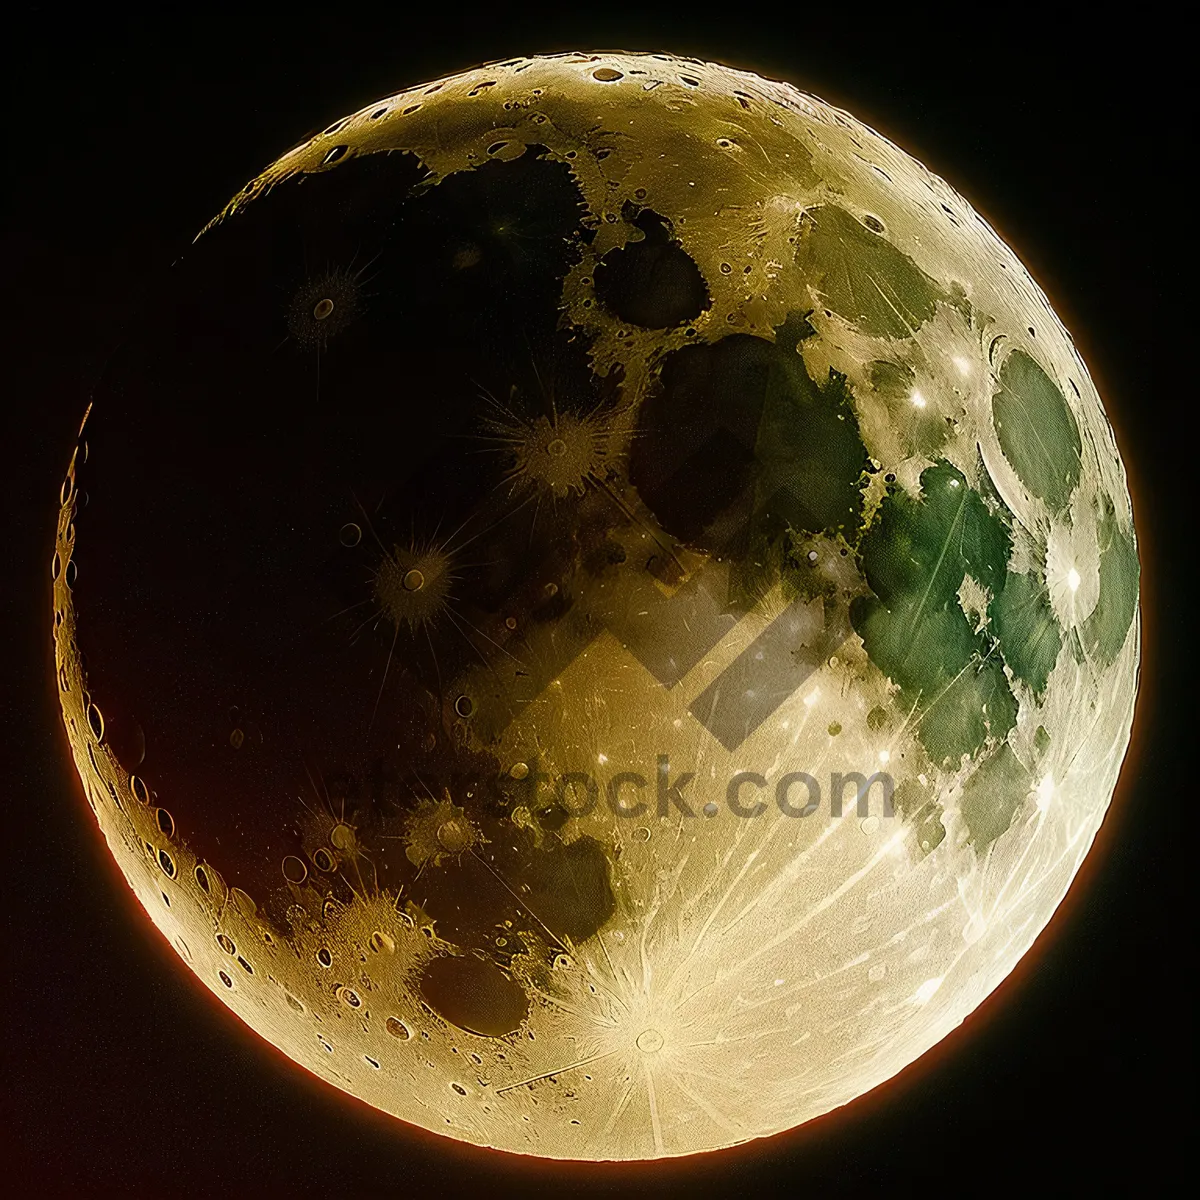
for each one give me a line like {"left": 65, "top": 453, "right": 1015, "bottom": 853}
{"left": 54, "top": 52, "right": 1139, "bottom": 1159}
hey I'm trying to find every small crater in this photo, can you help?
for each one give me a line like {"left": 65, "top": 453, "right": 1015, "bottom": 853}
{"left": 282, "top": 855, "right": 308, "bottom": 884}
{"left": 636, "top": 1028, "right": 664, "bottom": 1053}
{"left": 287, "top": 267, "right": 364, "bottom": 349}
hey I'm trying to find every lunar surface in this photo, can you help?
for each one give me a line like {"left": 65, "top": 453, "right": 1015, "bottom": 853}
{"left": 53, "top": 52, "right": 1139, "bottom": 1159}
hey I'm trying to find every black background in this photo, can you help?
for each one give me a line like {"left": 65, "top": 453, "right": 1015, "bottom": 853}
{"left": 3, "top": 7, "right": 1187, "bottom": 1196}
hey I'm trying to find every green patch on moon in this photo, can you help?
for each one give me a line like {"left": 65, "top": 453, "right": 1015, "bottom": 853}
{"left": 959, "top": 743, "right": 1032, "bottom": 850}
{"left": 852, "top": 462, "right": 1017, "bottom": 764}
{"left": 796, "top": 205, "right": 945, "bottom": 339}
{"left": 753, "top": 361, "right": 868, "bottom": 538}
{"left": 867, "top": 359, "right": 951, "bottom": 458}
{"left": 989, "top": 572, "right": 1062, "bottom": 695}
{"left": 892, "top": 778, "right": 946, "bottom": 857}
{"left": 1080, "top": 495, "right": 1139, "bottom": 665}
{"left": 992, "top": 350, "right": 1082, "bottom": 513}
{"left": 921, "top": 659, "right": 1018, "bottom": 769}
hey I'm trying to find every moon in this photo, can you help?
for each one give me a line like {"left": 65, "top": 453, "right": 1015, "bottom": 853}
{"left": 53, "top": 51, "right": 1139, "bottom": 1160}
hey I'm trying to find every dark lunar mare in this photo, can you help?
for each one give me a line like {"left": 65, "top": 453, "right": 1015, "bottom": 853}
{"left": 77, "top": 148, "right": 622, "bottom": 1034}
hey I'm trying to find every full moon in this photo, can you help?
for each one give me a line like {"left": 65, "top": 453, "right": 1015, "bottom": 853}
{"left": 53, "top": 52, "right": 1139, "bottom": 1159}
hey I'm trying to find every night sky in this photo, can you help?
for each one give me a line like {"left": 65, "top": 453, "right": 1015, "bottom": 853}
{"left": 4, "top": 8, "right": 1186, "bottom": 1195}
